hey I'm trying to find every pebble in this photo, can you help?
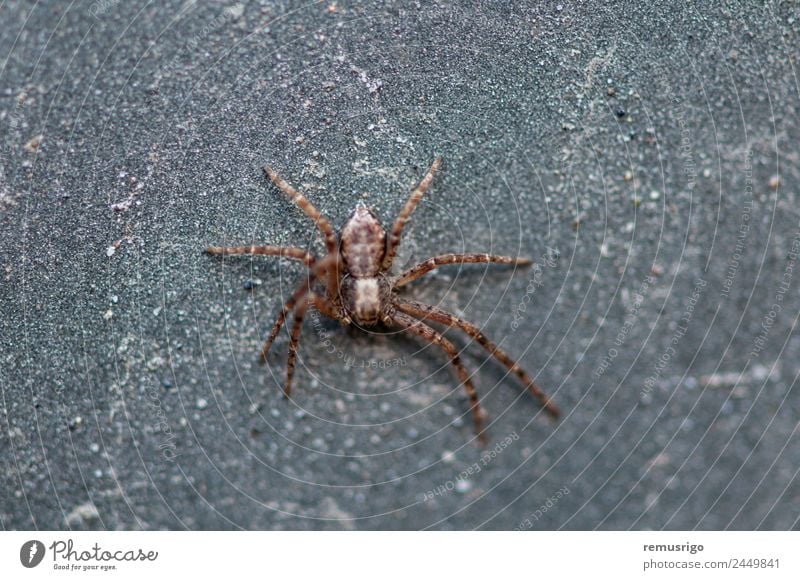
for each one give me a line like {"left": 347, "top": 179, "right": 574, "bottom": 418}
{"left": 196, "top": 398, "right": 208, "bottom": 410}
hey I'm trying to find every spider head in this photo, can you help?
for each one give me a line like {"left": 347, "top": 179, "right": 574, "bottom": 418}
{"left": 340, "top": 206, "right": 386, "bottom": 278}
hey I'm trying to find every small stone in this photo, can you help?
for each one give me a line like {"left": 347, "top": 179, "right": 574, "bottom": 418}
{"left": 196, "top": 397, "right": 208, "bottom": 410}
{"left": 103, "top": 309, "right": 113, "bottom": 321}
{"left": 23, "top": 134, "right": 43, "bottom": 153}
{"left": 66, "top": 502, "right": 100, "bottom": 526}
{"left": 623, "top": 170, "right": 634, "bottom": 181}
{"left": 768, "top": 175, "right": 780, "bottom": 190}
{"left": 607, "top": 86, "right": 616, "bottom": 96}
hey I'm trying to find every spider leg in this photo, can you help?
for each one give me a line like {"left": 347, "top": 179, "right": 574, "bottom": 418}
{"left": 390, "top": 310, "right": 486, "bottom": 443}
{"left": 396, "top": 299, "right": 560, "bottom": 418}
{"left": 260, "top": 254, "right": 335, "bottom": 362}
{"left": 284, "top": 295, "right": 309, "bottom": 397}
{"left": 205, "top": 244, "right": 315, "bottom": 266}
{"left": 382, "top": 156, "right": 443, "bottom": 271}
{"left": 277, "top": 290, "right": 340, "bottom": 397}
{"left": 263, "top": 166, "right": 338, "bottom": 255}
{"left": 309, "top": 291, "right": 340, "bottom": 320}
{"left": 394, "top": 253, "right": 532, "bottom": 288}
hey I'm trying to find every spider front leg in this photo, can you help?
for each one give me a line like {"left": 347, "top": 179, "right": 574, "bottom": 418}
{"left": 390, "top": 310, "right": 487, "bottom": 443}
{"left": 263, "top": 167, "right": 338, "bottom": 255}
{"left": 205, "top": 244, "right": 315, "bottom": 266}
{"left": 396, "top": 299, "right": 560, "bottom": 418}
{"left": 382, "top": 157, "right": 443, "bottom": 271}
{"left": 394, "top": 253, "right": 532, "bottom": 287}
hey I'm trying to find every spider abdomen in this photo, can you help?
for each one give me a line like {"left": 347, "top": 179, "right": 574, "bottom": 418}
{"left": 340, "top": 207, "right": 386, "bottom": 277}
{"left": 340, "top": 275, "right": 390, "bottom": 326}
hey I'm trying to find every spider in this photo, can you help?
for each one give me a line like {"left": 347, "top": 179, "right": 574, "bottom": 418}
{"left": 206, "top": 157, "right": 559, "bottom": 442}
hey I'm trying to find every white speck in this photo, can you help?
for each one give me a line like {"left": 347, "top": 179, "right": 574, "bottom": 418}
{"left": 89, "top": 443, "right": 100, "bottom": 453}
{"left": 196, "top": 398, "right": 208, "bottom": 410}
{"left": 369, "top": 433, "right": 381, "bottom": 444}
{"left": 106, "top": 245, "right": 116, "bottom": 257}
{"left": 441, "top": 451, "right": 456, "bottom": 464}
{"left": 751, "top": 364, "right": 768, "bottom": 381}
{"left": 224, "top": 3, "right": 244, "bottom": 18}
{"left": 455, "top": 480, "right": 472, "bottom": 494}
{"left": 103, "top": 309, "right": 113, "bottom": 320}
{"left": 649, "top": 190, "right": 661, "bottom": 200}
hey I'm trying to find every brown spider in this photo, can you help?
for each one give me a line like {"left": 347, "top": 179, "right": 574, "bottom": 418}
{"left": 206, "top": 157, "right": 559, "bottom": 442}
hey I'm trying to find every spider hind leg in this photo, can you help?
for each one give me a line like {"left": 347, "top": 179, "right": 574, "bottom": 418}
{"left": 390, "top": 310, "right": 487, "bottom": 443}
{"left": 396, "top": 299, "right": 559, "bottom": 418}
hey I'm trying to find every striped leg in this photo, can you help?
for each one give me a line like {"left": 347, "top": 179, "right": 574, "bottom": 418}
{"left": 390, "top": 310, "right": 486, "bottom": 443}
{"left": 260, "top": 254, "right": 335, "bottom": 362}
{"left": 382, "top": 157, "right": 443, "bottom": 271}
{"left": 396, "top": 299, "right": 559, "bottom": 418}
{"left": 284, "top": 296, "right": 309, "bottom": 397}
{"left": 205, "top": 244, "right": 315, "bottom": 266}
{"left": 263, "top": 166, "right": 338, "bottom": 255}
{"left": 394, "top": 253, "right": 532, "bottom": 287}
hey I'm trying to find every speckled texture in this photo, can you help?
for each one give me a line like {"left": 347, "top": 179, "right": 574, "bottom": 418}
{"left": 1, "top": 0, "right": 799, "bottom": 530}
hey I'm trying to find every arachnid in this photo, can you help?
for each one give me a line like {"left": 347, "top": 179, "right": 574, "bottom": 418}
{"left": 206, "top": 157, "right": 559, "bottom": 442}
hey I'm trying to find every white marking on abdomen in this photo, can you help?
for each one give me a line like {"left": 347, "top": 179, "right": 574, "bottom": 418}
{"left": 355, "top": 278, "right": 380, "bottom": 320}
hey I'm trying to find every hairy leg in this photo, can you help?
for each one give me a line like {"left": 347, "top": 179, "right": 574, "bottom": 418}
{"left": 382, "top": 157, "right": 443, "bottom": 271}
{"left": 260, "top": 254, "right": 335, "bottom": 361}
{"left": 263, "top": 166, "right": 338, "bottom": 255}
{"left": 394, "top": 253, "right": 532, "bottom": 287}
{"left": 396, "top": 299, "right": 559, "bottom": 418}
{"left": 284, "top": 296, "right": 309, "bottom": 397}
{"left": 205, "top": 244, "right": 315, "bottom": 266}
{"left": 390, "top": 310, "right": 486, "bottom": 443}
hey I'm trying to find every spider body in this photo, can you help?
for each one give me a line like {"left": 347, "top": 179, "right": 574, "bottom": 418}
{"left": 206, "top": 157, "right": 559, "bottom": 442}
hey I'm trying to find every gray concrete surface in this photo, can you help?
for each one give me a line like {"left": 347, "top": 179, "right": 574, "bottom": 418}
{"left": 1, "top": 0, "right": 799, "bottom": 530}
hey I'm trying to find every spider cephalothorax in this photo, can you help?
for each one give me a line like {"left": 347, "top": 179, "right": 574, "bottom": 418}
{"left": 206, "top": 157, "right": 559, "bottom": 443}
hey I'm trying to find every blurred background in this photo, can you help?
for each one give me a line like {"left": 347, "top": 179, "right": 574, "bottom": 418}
{"left": 1, "top": 0, "right": 798, "bottom": 530}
